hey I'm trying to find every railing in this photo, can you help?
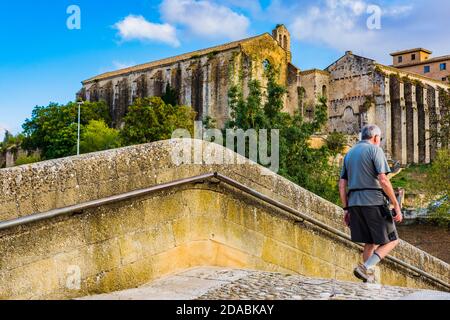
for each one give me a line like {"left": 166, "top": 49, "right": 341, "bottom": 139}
{"left": 0, "top": 172, "right": 448, "bottom": 290}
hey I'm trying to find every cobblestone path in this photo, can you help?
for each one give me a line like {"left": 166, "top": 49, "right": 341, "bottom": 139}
{"left": 80, "top": 267, "right": 450, "bottom": 300}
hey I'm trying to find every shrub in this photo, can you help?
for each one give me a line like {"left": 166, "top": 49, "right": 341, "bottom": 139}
{"left": 326, "top": 131, "right": 347, "bottom": 154}
{"left": 15, "top": 154, "right": 41, "bottom": 166}
{"left": 120, "top": 97, "right": 196, "bottom": 145}
{"left": 79, "top": 120, "right": 121, "bottom": 154}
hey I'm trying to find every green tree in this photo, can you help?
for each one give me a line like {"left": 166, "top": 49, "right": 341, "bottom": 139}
{"left": 22, "top": 101, "right": 111, "bottom": 159}
{"left": 120, "top": 96, "right": 196, "bottom": 145}
{"left": 279, "top": 97, "right": 341, "bottom": 204}
{"left": 426, "top": 149, "right": 450, "bottom": 225}
{"left": 226, "top": 80, "right": 267, "bottom": 130}
{"left": 1, "top": 131, "right": 24, "bottom": 151}
{"left": 264, "top": 64, "right": 288, "bottom": 127}
{"left": 326, "top": 131, "right": 347, "bottom": 154}
{"left": 15, "top": 154, "right": 41, "bottom": 166}
{"left": 79, "top": 120, "right": 121, "bottom": 154}
{"left": 203, "top": 116, "right": 217, "bottom": 129}
{"left": 226, "top": 64, "right": 340, "bottom": 204}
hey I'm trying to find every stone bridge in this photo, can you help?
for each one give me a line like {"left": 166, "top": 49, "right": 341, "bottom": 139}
{"left": 0, "top": 139, "right": 448, "bottom": 299}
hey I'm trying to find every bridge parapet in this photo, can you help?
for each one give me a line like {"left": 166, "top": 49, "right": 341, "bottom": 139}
{"left": 0, "top": 139, "right": 448, "bottom": 299}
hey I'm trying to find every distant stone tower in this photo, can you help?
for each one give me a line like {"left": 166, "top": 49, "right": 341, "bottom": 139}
{"left": 272, "top": 24, "right": 291, "bottom": 52}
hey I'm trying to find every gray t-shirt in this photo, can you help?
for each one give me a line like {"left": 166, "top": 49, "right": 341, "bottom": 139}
{"left": 340, "top": 140, "right": 391, "bottom": 206}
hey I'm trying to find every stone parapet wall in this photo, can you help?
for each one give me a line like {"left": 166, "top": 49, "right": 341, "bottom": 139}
{"left": 0, "top": 140, "right": 448, "bottom": 299}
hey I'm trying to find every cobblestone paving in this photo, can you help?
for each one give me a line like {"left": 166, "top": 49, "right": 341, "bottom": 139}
{"left": 196, "top": 270, "right": 422, "bottom": 300}
{"left": 80, "top": 267, "right": 450, "bottom": 300}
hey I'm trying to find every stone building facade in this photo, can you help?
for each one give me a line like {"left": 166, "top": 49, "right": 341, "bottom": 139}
{"left": 80, "top": 25, "right": 299, "bottom": 129}
{"left": 80, "top": 26, "right": 449, "bottom": 165}
{"left": 297, "top": 69, "right": 330, "bottom": 121}
{"left": 313, "top": 51, "right": 449, "bottom": 165}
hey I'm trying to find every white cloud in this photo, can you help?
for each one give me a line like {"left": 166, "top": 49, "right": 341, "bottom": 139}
{"left": 326, "top": 0, "right": 367, "bottom": 15}
{"left": 287, "top": 0, "right": 419, "bottom": 62}
{"left": 114, "top": 15, "right": 180, "bottom": 47}
{"left": 160, "top": 0, "right": 250, "bottom": 40}
{"left": 382, "top": 5, "right": 413, "bottom": 17}
{"left": 112, "top": 60, "right": 136, "bottom": 70}
{"left": 221, "top": 0, "right": 263, "bottom": 16}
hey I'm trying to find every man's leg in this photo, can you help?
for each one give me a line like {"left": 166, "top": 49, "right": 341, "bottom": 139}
{"left": 364, "top": 239, "right": 399, "bottom": 269}
{"left": 374, "top": 239, "right": 399, "bottom": 259}
{"left": 355, "top": 240, "right": 399, "bottom": 283}
{"left": 363, "top": 244, "right": 379, "bottom": 262}
{"left": 354, "top": 206, "right": 400, "bottom": 283}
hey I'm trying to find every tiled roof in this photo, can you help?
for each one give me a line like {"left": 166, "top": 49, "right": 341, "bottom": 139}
{"left": 83, "top": 33, "right": 271, "bottom": 84}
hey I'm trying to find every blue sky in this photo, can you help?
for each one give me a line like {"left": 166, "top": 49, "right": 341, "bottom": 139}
{"left": 0, "top": 0, "right": 449, "bottom": 139}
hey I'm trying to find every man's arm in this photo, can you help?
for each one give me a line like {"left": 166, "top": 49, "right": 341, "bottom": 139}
{"left": 339, "top": 178, "right": 350, "bottom": 226}
{"left": 339, "top": 178, "right": 348, "bottom": 208}
{"left": 378, "top": 173, "right": 403, "bottom": 222}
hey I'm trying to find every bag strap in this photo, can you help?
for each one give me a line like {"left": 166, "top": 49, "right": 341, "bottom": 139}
{"left": 348, "top": 188, "right": 383, "bottom": 193}
{"left": 347, "top": 188, "right": 389, "bottom": 200}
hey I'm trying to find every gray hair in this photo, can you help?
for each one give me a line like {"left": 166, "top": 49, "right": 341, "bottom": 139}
{"left": 361, "top": 124, "right": 382, "bottom": 140}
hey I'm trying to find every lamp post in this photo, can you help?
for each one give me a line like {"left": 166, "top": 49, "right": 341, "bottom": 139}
{"left": 77, "top": 101, "right": 83, "bottom": 155}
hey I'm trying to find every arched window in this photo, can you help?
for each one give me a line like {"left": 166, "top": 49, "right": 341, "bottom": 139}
{"left": 322, "top": 85, "right": 327, "bottom": 98}
{"left": 283, "top": 35, "right": 288, "bottom": 49}
{"left": 343, "top": 106, "right": 354, "bottom": 121}
{"left": 305, "top": 105, "right": 314, "bottom": 120}
{"left": 263, "top": 59, "right": 271, "bottom": 72}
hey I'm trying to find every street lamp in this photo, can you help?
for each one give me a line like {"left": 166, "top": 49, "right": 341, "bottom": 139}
{"left": 77, "top": 101, "right": 83, "bottom": 155}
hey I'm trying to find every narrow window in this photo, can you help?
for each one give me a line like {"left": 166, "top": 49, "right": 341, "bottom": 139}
{"left": 322, "top": 85, "right": 327, "bottom": 98}
{"left": 263, "top": 59, "right": 271, "bottom": 71}
{"left": 424, "top": 65, "right": 430, "bottom": 73}
{"left": 398, "top": 56, "right": 403, "bottom": 63}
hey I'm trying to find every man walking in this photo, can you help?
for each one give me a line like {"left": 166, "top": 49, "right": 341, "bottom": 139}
{"left": 339, "top": 125, "right": 403, "bottom": 283}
